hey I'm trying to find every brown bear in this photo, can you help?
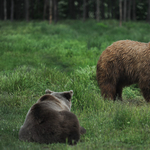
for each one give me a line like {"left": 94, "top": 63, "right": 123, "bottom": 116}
{"left": 19, "top": 89, "right": 86, "bottom": 145}
{"left": 96, "top": 40, "right": 150, "bottom": 102}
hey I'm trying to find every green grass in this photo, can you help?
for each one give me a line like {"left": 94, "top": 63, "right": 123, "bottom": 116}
{"left": 1, "top": 20, "right": 150, "bottom": 149}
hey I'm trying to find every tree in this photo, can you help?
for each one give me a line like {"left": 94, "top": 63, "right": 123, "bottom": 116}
{"left": 4, "top": 0, "right": 7, "bottom": 20}
{"left": 133, "top": 0, "right": 136, "bottom": 21}
{"left": 127, "top": 0, "right": 131, "bottom": 21}
{"left": 148, "top": 0, "right": 150, "bottom": 23}
{"left": 123, "top": 0, "right": 127, "bottom": 21}
{"left": 68, "top": 0, "right": 75, "bottom": 19}
{"left": 110, "top": 0, "right": 114, "bottom": 19}
{"left": 54, "top": 0, "right": 58, "bottom": 23}
{"left": 100, "top": 0, "right": 105, "bottom": 19}
{"left": 77, "top": 0, "right": 82, "bottom": 19}
{"left": 119, "top": 0, "right": 122, "bottom": 26}
{"left": 49, "top": 0, "right": 52, "bottom": 24}
{"left": 0, "top": 1, "right": 3, "bottom": 20}
{"left": 25, "top": 0, "right": 29, "bottom": 21}
{"left": 83, "top": 0, "right": 86, "bottom": 21}
{"left": 43, "top": 0, "right": 48, "bottom": 20}
{"left": 0, "top": 0, "right": 149, "bottom": 21}
{"left": 108, "top": 0, "right": 112, "bottom": 19}
{"left": 11, "top": 0, "right": 14, "bottom": 21}
{"left": 86, "top": 0, "right": 89, "bottom": 19}
{"left": 96, "top": 0, "right": 100, "bottom": 21}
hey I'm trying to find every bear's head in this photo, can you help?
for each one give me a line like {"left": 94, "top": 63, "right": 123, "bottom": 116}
{"left": 45, "top": 89, "right": 73, "bottom": 110}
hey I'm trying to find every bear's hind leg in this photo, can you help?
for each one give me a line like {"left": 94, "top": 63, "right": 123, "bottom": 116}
{"left": 116, "top": 86, "right": 123, "bottom": 101}
{"left": 101, "top": 83, "right": 117, "bottom": 100}
{"left": 140, "top": 88, "right": 150, "bottom": 102}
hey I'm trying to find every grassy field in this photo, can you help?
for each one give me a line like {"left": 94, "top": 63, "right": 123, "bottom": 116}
{"left": 1, "top": 20, "right": 150, "bottom": 150}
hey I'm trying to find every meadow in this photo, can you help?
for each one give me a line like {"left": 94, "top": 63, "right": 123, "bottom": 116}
{"left": 0, "top": 20, "right": 150, "bottom": 150}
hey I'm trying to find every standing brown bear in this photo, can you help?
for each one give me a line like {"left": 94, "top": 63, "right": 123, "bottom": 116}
{"left": 19, "top": 89, "right": 86, "bottom": 145}
{"left": 96, "top": 40, "right": 150, "bottom": 102}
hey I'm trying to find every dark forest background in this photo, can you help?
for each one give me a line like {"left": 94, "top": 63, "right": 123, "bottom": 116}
{"left": 1, "top": 0, "right": 150, "bottom": 24}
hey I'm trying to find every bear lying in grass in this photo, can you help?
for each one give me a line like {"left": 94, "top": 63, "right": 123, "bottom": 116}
{"left": 96, "top": 40, "right": 150, "bottom": 102}
{"left": 19, "top": 89, "right": 86, "bottom": 145}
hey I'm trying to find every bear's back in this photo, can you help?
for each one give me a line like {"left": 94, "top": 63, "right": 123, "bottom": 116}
{"left": 101, "top": 40, "right": 150, "bottom": 61}
{"left": 98, "top": 40, "right": 150, "bottom": 76}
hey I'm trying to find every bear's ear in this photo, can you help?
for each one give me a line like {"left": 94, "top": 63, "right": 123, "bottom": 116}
{"left": 70, "top": 90, "right": 73, "bottom": 96}
{"left": 62, "top": 90, "right": 73, "bottom": 101}
{"left": 45, "top": 89, "right": 53, "bottom": 94}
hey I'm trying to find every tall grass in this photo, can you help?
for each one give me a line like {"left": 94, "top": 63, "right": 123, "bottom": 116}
{"left": 1, "top": 20, "right": 150, "bottom": 149}
{"left": 1, "top": 20, "right": 150, "bottom": 72}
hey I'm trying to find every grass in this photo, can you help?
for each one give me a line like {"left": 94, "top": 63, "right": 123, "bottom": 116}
{"left": 0, "top": 20, "right": 150, "bottom": 149}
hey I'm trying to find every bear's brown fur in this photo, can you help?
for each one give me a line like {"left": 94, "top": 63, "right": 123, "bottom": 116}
{"left": 19, "top": 89, "right": 86, "bottom": 145}
{"left": 96, "top": 40, "right": 150, "bottom": 102}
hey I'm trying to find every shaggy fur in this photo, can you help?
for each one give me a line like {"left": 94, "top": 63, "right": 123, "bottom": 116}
{"left": 96, "top": 40, "right": 150, "bottom": 102}
{"left": 19, "top": 89, "right": 86, "bottom": 145}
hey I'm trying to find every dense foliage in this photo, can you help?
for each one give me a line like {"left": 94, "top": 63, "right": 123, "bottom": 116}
{"left": 1, "top": 0, "right": 150, "bottom": 22}
{"left": 1, "top": 20, "right": 150, "bottom": 149}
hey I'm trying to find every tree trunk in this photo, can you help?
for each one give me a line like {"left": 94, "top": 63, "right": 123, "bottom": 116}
{"left": 86, "top": 0, "right": 89, "bottom": 19}
{"left": 25, "top": 0, "right": 29, "bottom": 22}
{"left": 49, "top": 0, "right": 52, "bottom": 24}
{"left": 43, "top": 0, "right": 48, "bottom": 20}
{"left": 110, "top": 0, "right": 113, "bottom": 19}
{"left": 83, "top": 0, "right": 86, "bottom": 21}
{"left": 54, "top": 0, "right": 58, "bottom": 23}
{"left": 123, "top": 0, "right": 127, "bottom": 21}
{"left": 77, "top": 0, "right": 81, "bottom": 19}
{"left": 0, "top": 0, "right": 2, "bottom": 20}
{"left": 119, "top": 0, "right": 122, "bottom": 26}
{"left": 11, "top": 0, "right": 14, "bottom": 21}
{"left": 147, "top": 0, "right": 150, "bottom": 23}
{"left": 4, "top": 0, "right": 7, "bottom": 20}
{"left": 107, "top": 0, "right": 112, "bottom": 19}
{"left": 96, "top": 0, "right": 100, "bottom": 22}
{"left": 69, "top": 0, "right": 75, "bottom": 19}
{"left": 100, "top": 0, "right": 105, "bottom": 19}
{"left": 127, "top": 0, "right": 131, "bottom": 21}
{"left": 133, "top": 0, "right": 136, "bottom": 21}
